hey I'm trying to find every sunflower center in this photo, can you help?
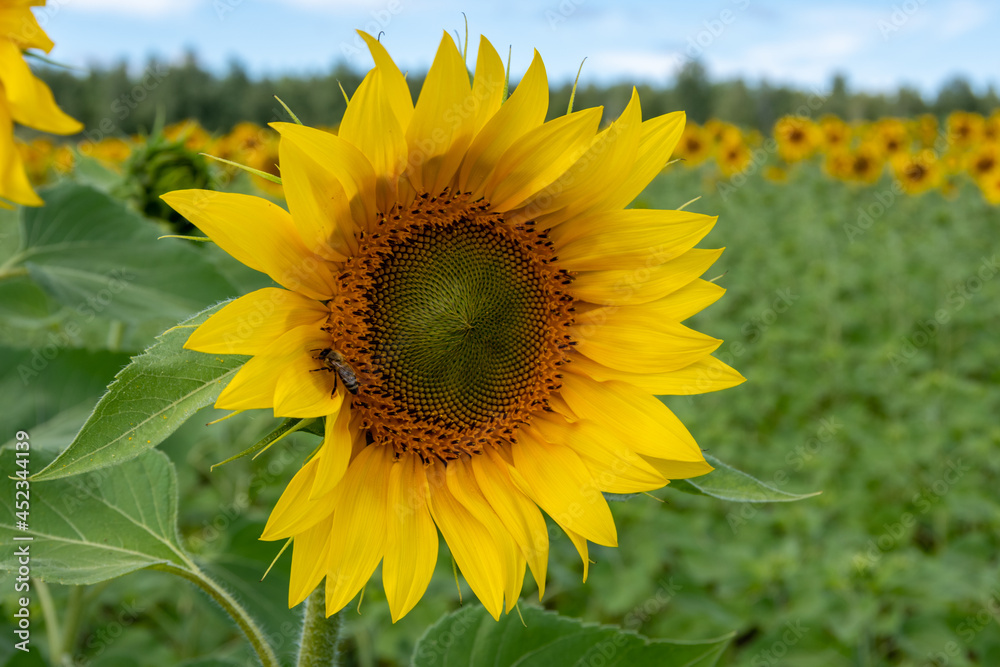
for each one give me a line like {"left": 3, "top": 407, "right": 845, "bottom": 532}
{"left": 330, "top": 191, "right": 575, "bottom": 462}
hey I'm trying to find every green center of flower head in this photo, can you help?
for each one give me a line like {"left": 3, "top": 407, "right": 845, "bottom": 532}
{"left": 367, "top": 221, "right": 548, "bottom": 427}
{"left": 331, "top": 191, "right": 576, "bottom": 461}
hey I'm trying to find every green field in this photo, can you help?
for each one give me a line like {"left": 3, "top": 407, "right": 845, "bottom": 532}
{"left": 2, "top": 159, "right": 999, "bottom": 666}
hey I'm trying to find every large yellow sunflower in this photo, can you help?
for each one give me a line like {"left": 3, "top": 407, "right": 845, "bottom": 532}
{"left": 163, "top": 32, "right": 743, "bottom": 622}
{"left": 0, "top": 0, "right": 81, "bottom": 206}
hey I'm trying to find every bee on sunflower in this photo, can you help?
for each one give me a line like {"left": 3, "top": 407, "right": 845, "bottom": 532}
{"left": 164, "top": 32, "right": 742, "bottom": 622}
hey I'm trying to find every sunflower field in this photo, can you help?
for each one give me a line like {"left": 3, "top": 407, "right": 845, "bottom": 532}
{"left": 3, "top": 6, "right": 1000, "bottom": 667}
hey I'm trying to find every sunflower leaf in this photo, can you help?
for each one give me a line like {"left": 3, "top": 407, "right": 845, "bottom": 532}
{"left": 413, "top": 605, "right": 733, "bottom": 667}
{"left": 11, "top": 182, "right": 236, "bottom": 325}
{"left": 668, "top": 454, "right": 821, "bottom": 503}
{"left": 32, "top": 302, "right": 248, "bottom": 481}
{"left": 0, "top": 450, "right": 190, "bottom": 584}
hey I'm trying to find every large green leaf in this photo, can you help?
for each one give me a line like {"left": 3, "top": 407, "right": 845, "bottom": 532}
{"left": 7, "top": 182, "right": 235, "bottom": 325}
{"left": 0, "top": 450, "right": 189, "bottom": 584}
{"left": 33, "top": 302, "right": 247, "bottom": 481}
{"left": 412, "top": 606, "right": 733, "bottom": 667}
{"left": 670, "top": 454, "right": 821, "bottom": 502}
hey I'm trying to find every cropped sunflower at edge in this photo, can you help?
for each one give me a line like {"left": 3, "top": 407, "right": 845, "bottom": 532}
{"left": 0, "top": 0, "right": 82, "bottom": 206}
{"left": 162, "top": 31, "right": 745, "bottom": 622}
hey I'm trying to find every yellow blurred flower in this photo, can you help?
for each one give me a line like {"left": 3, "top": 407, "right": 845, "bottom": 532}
{"left": 774, "top": 116, "right": 820, "bottom": 163}
{"left": 872, "top": 118, "right": 909, "bottom": 157}
{"left": 965, "top": 143, "right": 1000, "bottom": 181}
{"left": 673, "top": 123, "right": 711, "bottom": 167}
{"left": 819, "top": 115, "right": 850, "bottom": 152}
{"left": 891, "top": 151, "right": 941, "bottom": 196}
{"left": 716, "top": 138, "right": 751, "bottom": 177}
{"left": 0, "top": 0, "right": 83, "bottom": 206}
{"left": 164, "top": 120, "right": 212, "bottom": 151}
{"left": 946, "top": 111, "right": 984, "bottom": 151}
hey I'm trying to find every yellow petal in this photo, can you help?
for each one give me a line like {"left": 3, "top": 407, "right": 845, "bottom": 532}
{"left": 628, "top": 279, "right": 726, "bottom": 322}
{"left": 405, "top": 32, "right": 474, "bottom": 195}
{"left": 458, "top": 50, "right": 548, "bottom": 194}
{"left": 184, "top": 288, "right": 328, "bottom": 355}
{"left": 325, "top": 444, "right": 391, "bottom": 615}
{"left": 558, "top": 372, "right": 704, "bottom": 462}
{"left": 569, "top": 352, "right": 746, "bottom": 396}
{"left": 484, "top": 107, "right": 603, "bottom": 212}
{"left": 336, "top": 68, "right": 407, "bottom": 211}
{"left": 426, "top": 462, "right": 506, "bottom": 620}
{"left": 519, "top": 87, "right": 642, "bottom": 226}
{"left": 273, "top": 121, "right": 378, "bottom": 249}
{"left": 383, "top": 453, "right": 438, "bottom": 622}
{"left": 469, "top": 37, "right": 505, "bottom": 136}
{"left": 288, "top": 514, "right": 334, "bottom": 607}
{"left": 568, "top": 248, "right": 723, "bottom": 306}
{"left": 471, "top": 449, "right": 549, "bottom": 598}
{"left": 447, "top": 461, "right": 523, "bottom": 613}
{"left": 0, "top": 41, "right": 81, "bottom": 134}
{"left": 511, "top": 428, "right": 617, "bottom": 547}
{"left": 553, "top": 209, "right": 717, "bottom": 272}
{"left": 643, "top": 457, "right": 714, "bottom": 480}
{"left": 272, "top": 326, "right": 345, "bottom": 418}
{"left": 0, "top": 8, "right": 54, "bottom": 52}
{"left": 533, "top": 416, "right": 667, "bottom": 493}
{"left": 309, "top": 403, "right": 354, "bottom": 500}
{"left": 358, "top": 31, "right": 413, "bottom": 130}
{"left": 588, "top": 111, "right": 685, "bottom": 212}
{"left": 161, "top": 190, "right": 335, "bottom": 300}
{"left": 0, "top": 97, "right": 42, "bottom": 206}
{"left": 261, "top": 456, "right": 336, "bottom": 541}
{"left": 562, "top": 525, "right": 591, "bottom": 582}
{"left": 573, "top": 310, "right": 721, "bottom": 374}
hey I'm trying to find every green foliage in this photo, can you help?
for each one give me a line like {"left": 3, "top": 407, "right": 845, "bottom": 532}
{"left": 413, "top": 606, "right": 733, "bottom": 666}
{"left": 33, "top": 302, "right": 248, "bottom": 481}
{"left": 670, "top": 454, "right": 821, "bottom": 502}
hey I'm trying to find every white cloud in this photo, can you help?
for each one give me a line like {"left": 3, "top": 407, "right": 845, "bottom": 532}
{"left": 67, "top": 0, "right": 198, "bottom": 18}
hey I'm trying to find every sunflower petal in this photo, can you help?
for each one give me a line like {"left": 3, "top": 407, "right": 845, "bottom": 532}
{"left": 459, "top": 50, "right": 548, "bottom": 194}
{"left": 261, "top": 456, "right": 337, "bottom": 541}
{"left": 570, "top": 353, "right": 746, "bottom": 395}
{"left": 405, "top": 32, "right": 475, "bottom": 195}
{"left": 358, "top": 31, "right": 414, "bottom": 130}
{"left": 485, "top": 107, "right": 603, "bottom": 212}
{"left": 273, "top": 121, "right": 377, "bottom": 246}
{"left": 309, "top": 403, "right": 354, "bottom": 500}
{"left": 553, "top": 209, "right": 717, "bottom": 271}
{"left": 0, "top": 41, "right": 81, "bottom": 134}
{"left": 161, "top": 190, "right": 335, "bottom": 300}
{"left": 511, "top": 427, "right": 617, "bottom": 547}
{"left": 568, "top": 248, "right": 723, "bottom": 306}
{"left": 325, "top": 444, "right": 391, "bottom": 615}
{"left": 472, "top": 449, "right": 549, "bottom": 598}
{"left": 383, "top": 453, "right": 438, "bottom": 622}
{"left": 469, "top": 36, "right": 505, "bottom": 136}
{"left": 0, "top": 99, "right": 42, "bottom": 206}
{"left": 559, "top": 373, "right": 704, "bottom": 463}
{"left": 184, "top": 288, "right": 328, "bottom": 355}
{"left": 288, "top": 514, "right": 334, "bottom": 607}
{"left": 426, "top": 462, "right": 506, "bottom": 620}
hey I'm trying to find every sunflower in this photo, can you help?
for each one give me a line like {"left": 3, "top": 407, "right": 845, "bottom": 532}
{"left": 825, "top": 143, "right": 884, "bottom": 185}
{"left": 163, "top": 32, "right": 742, "bottom": 622}
{"left": 946, "top": 111, "right": 983, "bottom": 151}
{"left": 773, "top": 116, "right": 819, "bottom": 163}
{"left": 965, "top": 143, "right": 1000, "bottom": 181}
{"left": 673, "top": 122, "right": 711, "bottom": 167}
{"left": 818, "top": 115, "right": 850, "bottom": 152}
{"left": 0, "top": 0, "right": 82, "bottom": 206}
{"left": 891, "top": 151, "right": 940, "bottom": 195}
{"left": 716, "top": 137, "right": 751, "bottom": 177}
{"left": 216, "top": 121, "right": 283, "bottom": 196}
{"left": 872, "top": 118, "right": 909, "bottom": 157}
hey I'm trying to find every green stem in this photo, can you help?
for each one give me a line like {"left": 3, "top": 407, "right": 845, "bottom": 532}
{"left": 33, "top": 579, "right": 62, "bottom": 663}
{"left": 155, "top": 563, "right": 280, "bottom": 667}
{"left": 59, "top": 586, "right": 85, "bottom": 661}
{"left": 106, "top": 320, "right": 125, "bottom": 351}
{"left": 0, "top": 265, "right": 28, "bottom": 281}
{"left": 296, "top": 586, "right": 343, "bottom": 667}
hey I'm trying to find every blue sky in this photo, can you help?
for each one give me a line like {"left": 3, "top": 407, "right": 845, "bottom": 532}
{"left": 38, "top": 0, "right": 999, "bottom": 95}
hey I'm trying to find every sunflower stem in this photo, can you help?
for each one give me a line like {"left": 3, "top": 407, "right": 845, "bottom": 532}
{"left": 296, "top": 586, "right": 344, "bottom": 667}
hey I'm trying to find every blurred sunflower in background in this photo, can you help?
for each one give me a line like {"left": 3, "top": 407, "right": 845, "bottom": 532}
{"left": 774, "top": 116, "right": 820, "bottom": 163}
{"left": 891, "top": 150, "right": 941, "bottom": 195}
{"left": 674, "top": 122, "right": 711, "bottom": 167}
{"left": 164, "top": 31, "right": 742, "bottom": 622}
{"left": 0, "top": 0, "right": 81, "bottom": 206}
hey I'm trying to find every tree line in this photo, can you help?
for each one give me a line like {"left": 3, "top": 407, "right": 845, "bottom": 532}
{"left": 34, "top": 53, "right": 1000, "bottom": 139}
